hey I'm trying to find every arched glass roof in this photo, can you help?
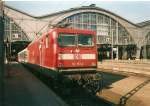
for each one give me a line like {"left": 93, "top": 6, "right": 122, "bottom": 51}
{"left": 4, "top": 15, "right": 30, "bottom": 42}
{"left": 59, "top": 12, "right": 135, "bottom": 45}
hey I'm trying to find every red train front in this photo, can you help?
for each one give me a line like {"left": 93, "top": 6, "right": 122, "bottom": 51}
{"left": 25, "top": 28, "right": 97, "bottom": 73}
{"left": 57, "top": 28, "right": 97, "bottom": 73}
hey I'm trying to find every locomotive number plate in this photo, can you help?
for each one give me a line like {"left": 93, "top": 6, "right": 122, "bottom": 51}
{"left": 74, "top": 54, "right": 82, "bottom": 60}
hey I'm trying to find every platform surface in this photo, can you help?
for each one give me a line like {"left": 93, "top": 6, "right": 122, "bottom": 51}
{"left": 3, "top": 62, "right": 67, "bottom": 106}
{"left": 98, "top": 60, "right": 150, "bottom": 76}
{"left": 97, "top": 75, "right": 150, "bottom": 106}
{"left": 98, "top": 60, "right": 150, "bottom": 106}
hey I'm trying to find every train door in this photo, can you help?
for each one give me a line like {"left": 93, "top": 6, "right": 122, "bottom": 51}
{"left": 39, "top": 40, "right": 45, "bottom": 66}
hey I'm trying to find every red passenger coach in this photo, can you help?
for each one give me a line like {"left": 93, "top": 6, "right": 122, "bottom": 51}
{"left": 18, "top": 28, "right": 100, "bottom": 92}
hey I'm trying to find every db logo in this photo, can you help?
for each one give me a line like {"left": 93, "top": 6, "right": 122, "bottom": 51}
{"left": 75, "top": 49, "right": 80, "bottom": 53}
{"left": 74, "top": 54, "right": 81, "bottom": 59}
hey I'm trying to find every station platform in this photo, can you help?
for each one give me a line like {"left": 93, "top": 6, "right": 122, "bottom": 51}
{"left": 97, "top": 60, "right": 150, "bottom": 106}
{"left": 3, "top": 62, "right": 67, "bottom": 106}
{"left": 97, "top": 72, "right": 150, "bottom": 106}
{"left": 98, "top": 60, "right": 150, "bottom": 76}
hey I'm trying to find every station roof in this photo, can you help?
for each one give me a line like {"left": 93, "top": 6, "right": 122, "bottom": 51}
{"left": 5, "top": 4, "right": 144, "bottom": 28}
{"left": 5, "top": 5, "right": 37, "bottom": 18}
{"left": 137, "top": 20, "right": 150, "bottom": 27}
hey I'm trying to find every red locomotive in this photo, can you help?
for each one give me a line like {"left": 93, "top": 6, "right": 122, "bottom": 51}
{"left": 18, "top": 28, "right": 100, "bottom": 92}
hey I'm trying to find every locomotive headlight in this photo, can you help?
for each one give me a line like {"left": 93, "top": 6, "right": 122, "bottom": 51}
{"left": 58, "top": 62, "right": 64, "bottom": 67}
{"left": 91, "top": 62, "right": 96, "bottom": 66}
{"left": 58, "top": 54, "right": 62, "bottom": 60}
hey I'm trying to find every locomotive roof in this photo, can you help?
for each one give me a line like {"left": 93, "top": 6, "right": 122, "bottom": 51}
{"left": 27, "top": 28, "right": 95, "bottom": 47}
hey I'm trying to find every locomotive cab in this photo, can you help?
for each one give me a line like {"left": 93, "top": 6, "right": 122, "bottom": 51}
{"left": 56, "top": 29, "right": 97, "bottom": 74}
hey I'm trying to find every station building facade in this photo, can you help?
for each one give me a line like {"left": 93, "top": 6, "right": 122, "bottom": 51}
{"left": 4, "top": 4, "right": 150, "bottom": 60}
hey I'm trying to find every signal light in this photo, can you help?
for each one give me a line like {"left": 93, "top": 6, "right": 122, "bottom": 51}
{"left": 58, "top": 62, "right": 63, "bottom": 67}
{"left": 91, "top": 62, "right": 96, "bottom": 66}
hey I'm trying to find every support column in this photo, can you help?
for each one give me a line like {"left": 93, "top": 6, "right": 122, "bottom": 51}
{"left": 110, "top": 18, "right": 113, "bottom": 60}
{"left": 143, "top": 45, "right": 147, "bottom": 59}
{"left": 136, "top": 46, "right": 141, "bottom": 59}
{"left": 0, "top": 1, "right": 4, "bottom": 105}
{"left": 116, "top": 22, "right": 119, "bottom": 60}
{"left": 122, "top": 46, "right": 127, "bottom": 59}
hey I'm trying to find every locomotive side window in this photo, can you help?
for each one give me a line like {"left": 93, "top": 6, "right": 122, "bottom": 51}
{"left": 58, "top": 34, "right": 76, "bottom": 47}
{"left": 78, "top": 35, "right": 93, "bottom": 46}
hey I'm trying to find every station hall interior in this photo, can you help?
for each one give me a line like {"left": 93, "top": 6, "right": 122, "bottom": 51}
{"left": 0, "top": 2, "right": 150, "bottom": 106}
{"left": 2, "top": 3, "right": 150, "bottom": 61}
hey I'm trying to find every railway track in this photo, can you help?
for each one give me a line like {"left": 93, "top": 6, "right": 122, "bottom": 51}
{"left": 26, "top": 66, "right": 114, "bottom": 106}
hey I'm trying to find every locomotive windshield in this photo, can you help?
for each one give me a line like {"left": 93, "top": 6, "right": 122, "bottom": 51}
{"left": 78, "top": 35, "right": 93, "bottom": 46}
{"left": 58, "top": 34, "right": 76, "bottom": 46}
{"left": 58, "top": 33, "right": 93, "bottom": 47}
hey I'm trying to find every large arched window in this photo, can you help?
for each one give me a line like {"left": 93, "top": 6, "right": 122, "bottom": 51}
{"left": 59, "top": 12, "right": 135, "bottom": 45}
{"left": 4, "top": 16, "right": 29, "bottom": 42}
